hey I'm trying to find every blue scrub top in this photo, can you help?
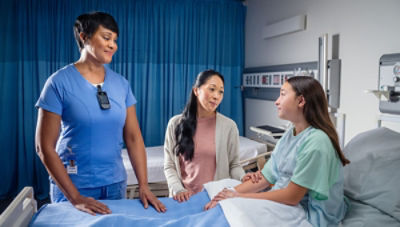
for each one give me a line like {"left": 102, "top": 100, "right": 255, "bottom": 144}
{"left": 36, "top": 64, "right": 136, "bottom": 188}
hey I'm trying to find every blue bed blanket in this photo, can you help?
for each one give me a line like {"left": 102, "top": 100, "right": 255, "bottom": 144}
{"left": 29, "top": 191, "right": 229, "bottom": 227}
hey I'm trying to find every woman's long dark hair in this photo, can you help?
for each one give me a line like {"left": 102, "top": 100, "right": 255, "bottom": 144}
{"left": 287, "top": 76, "right": 350, "bottom": 166}
{"left": 174, "top": 70, "right": 224, "bottom": 161}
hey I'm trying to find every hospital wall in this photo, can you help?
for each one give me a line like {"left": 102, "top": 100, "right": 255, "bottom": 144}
{"left": 244, "top": 0, "right": 400, "bottom": 144}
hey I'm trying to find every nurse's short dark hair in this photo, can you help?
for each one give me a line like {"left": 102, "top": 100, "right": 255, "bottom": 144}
{"left": 73, "top": 12, "right": 119, "bottom": 51}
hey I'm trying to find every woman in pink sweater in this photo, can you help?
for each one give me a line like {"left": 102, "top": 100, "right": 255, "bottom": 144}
{"left": 164, "top": 70, "right": 245, "bottom": 202}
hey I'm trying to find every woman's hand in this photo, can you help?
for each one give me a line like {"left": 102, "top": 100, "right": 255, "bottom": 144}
{"left": 204, "top": 199, "right": 218, "bottom": 211}
{"left": 241, "top": 170, "right": 263, "bottom": 183}
{"left": 70, "top": 194, "right": 111, "bottom": 216}
{"left": 173, "top": 190, "right": 194, "bottom": 203}
{"left": 123, "top": 106, "right": 167, "bottom": 213}
{"left": 139, "top": 186, "right": 167, "bottom": 213}
{"left": 204, "top": 188, "right": 239, "bottom": 210}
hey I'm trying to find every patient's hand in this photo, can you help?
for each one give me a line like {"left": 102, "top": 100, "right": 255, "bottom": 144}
{"left": 173, "top": 190, "right": 194, "bottom": 203}
{"left": 204, "top": 199, "right": 218, "bottom": 210}
{"left": 204, "top": 188, "right": 239, "bottom": 211}
{"left": 242, "top": 170, "right": 263, "bottom": 183}
{"left": 139, "top": 185, "right": 167, "bottom": 213}
{"left": 71, "top": 195, "right": 111, "bottom": 216}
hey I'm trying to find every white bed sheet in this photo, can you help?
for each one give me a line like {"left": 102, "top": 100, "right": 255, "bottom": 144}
{"left": 238, "top": 136, "right": 267, "bottom": 159}
{"left": 122, "top": 146, "right": 165, "bottom": 185}
{"left": 123, "top": 136, "right": 267, "bottom": 185}
{"left": 204, "top": 179, "right": 311, "bottom": 227}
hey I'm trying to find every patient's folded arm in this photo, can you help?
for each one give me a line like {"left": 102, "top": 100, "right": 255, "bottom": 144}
{"left": 235, "top": 176, "right": 270, "bottom": 194}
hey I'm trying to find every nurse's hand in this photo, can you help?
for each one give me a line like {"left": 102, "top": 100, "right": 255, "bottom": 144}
{"left": 241, "top": 170, "right": 263, "bottom": 183}
{"left": 173, "top": 190, "right": 194, "bottom": 203}
{"left": 71, "top": 195, "right": 111, "bottom": 215}
{"left": 139, "top": 186, "right": 167, "bottom": 213}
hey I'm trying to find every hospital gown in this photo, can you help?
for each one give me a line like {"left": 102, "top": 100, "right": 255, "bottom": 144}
{"left": 262, "top": 126, "right": 348, "bottom": 227}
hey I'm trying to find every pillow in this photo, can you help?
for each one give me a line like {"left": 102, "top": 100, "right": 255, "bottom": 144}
{"left": 343, "top": 127, "right": 400, "bottom": 222}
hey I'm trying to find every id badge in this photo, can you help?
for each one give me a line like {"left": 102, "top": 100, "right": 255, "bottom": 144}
{"left": 67, "top": 160, "right": 78, "bottom": 174}
{"left": 66, "top": 146, "right": 78, "bottom": 174}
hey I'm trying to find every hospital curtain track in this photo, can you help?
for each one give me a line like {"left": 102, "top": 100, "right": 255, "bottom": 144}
{"left": 0, "top": 0, "right": 245, "bottom": 202}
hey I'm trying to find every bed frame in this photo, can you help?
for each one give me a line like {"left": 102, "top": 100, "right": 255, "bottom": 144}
{"left": 125, "top": 149, "right": 272, "bottom": 199}
{"left": 126, "top": 182, "right": 170, "bottom": 199}
{"left": 0, "top": 187, "right": 37, "bottom": 227}
{"left": 240, "top": 150, "right": 272, "bottom": 171}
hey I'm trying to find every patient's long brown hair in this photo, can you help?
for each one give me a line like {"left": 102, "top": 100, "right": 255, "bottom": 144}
{"left": 287, "top": 76, "right": 350, "bottom": 166}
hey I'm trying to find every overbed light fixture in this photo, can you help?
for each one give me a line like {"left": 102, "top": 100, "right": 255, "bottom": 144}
{"left": 262, "top": 15, "right": 307, "bottom": 39}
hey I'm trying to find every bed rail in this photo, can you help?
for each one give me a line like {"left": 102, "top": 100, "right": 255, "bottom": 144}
{"left": 0, "top": 187, "right": 37, "bottom": 227}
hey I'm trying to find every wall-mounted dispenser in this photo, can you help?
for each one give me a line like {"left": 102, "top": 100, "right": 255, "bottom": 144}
{"left": 378, "top": 53, "right": 400, "bottom": 114}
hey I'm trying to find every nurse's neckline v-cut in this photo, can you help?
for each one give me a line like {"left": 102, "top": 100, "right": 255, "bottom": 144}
{"left": 71, "top": 63, "right": 108, "bottom": 89}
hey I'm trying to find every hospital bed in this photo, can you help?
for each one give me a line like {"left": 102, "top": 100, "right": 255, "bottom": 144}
{"left": 20, "top": 127, "right": 400, "bottom": 226}
{"left": 2, "top": 120, "right": 398, "bottom": 226}
{"left": 0, "top": 187, "right": 36, "bottom": 227}
{"left": 122, "top": 136, "right": 269, "bottom": 198}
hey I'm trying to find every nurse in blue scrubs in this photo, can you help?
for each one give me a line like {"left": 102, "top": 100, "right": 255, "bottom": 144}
{"left": 35, "top": 12, "right": 166, "bottom": 215}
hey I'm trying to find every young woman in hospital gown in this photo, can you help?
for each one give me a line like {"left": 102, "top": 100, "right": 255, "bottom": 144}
{"left": 164, "top": 70, "right": 245, "bottom": 202}
{"left": 35, "top": 12, "right": 165, "bottom": 215}
{"left": 205, "top": 76, "right": 350, "bottom": 226}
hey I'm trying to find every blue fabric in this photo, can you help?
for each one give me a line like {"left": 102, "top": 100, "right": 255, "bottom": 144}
{"left": 36, "top": 64, "right": 134, "bottom": 188}
{"left": 30, "top": 190, "right": 229, "bottom": 227}
{"left": 0, "top": 0, "right": 245, "bottom": 200}
{"left": 50, "top": 181, "right": 127, "bottom": 203}
{"left": 262, "top": 127, "right": 347, "bottom": 227}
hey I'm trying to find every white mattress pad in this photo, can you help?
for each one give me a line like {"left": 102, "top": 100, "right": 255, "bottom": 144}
{"left": 123, "top": 136, "right": 267, "bottom": 185}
